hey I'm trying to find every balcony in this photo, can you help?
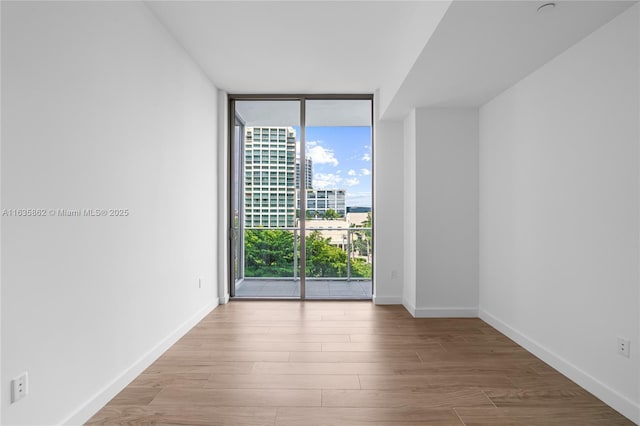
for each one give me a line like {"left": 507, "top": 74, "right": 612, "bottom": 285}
{"left": 235, "top": 279, "right": 371, "bottom": 298}
{"left": 233, "top": 226, "right": 372, "bottom": 299}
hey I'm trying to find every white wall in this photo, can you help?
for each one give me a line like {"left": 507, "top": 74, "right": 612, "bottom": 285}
{"left": 413, "top": 108, "right": 479, "bottom": 317}
{"left": 479, "top": 5, "right": 640, "bottom": 423}
{"left": 373, "top": 114, "right": 404, "bottom": 305}
{"left": 402, "top": 108, "right": 479, "bottom": 317}
{"left": 1, "top": 2, "right": 219, "bottom": 424}
{"left": 637, "top": 7, "right": 640, "bottom": 422}
{"left": 402, "top": 110, "right": 417, "bottom": 312}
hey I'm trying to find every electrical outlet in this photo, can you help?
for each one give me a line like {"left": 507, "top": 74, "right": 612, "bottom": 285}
{"left": 391, "top": 270, "right": 397, "bottom": 279}
{"left": 11, "top": 372, "right": 28, "bottom": 403}
{"left": 618, "top": 337, "right": 630, "bottom": 358}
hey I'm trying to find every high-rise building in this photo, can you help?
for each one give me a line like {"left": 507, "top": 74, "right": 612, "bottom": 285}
{"left": 245, "top": 127, "right": 345, "bottom": 226}
{"left": 299, "top": 189, "right": 347, "bottom": 218}
{"left": 296, "top": 157, "right": 313, "bottom": 189}
{"left": 244, "top": 127, "right": 296, "bottom": 227}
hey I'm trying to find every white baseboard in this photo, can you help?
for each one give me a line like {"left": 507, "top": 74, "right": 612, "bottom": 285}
{"left": 414, "top": 307, "right": 478, "bottom": 318}
{"left": 402, "top": 298, "right": 416, "bottom": 316}
{"left": 479, "top": 309, "right": 640, "bottom": 425}
{"left": 219, "top": 293, "right": 230, "bottom": 305}
{"left": 373, "top": 295, "right": 402, "bottom": 305}
{"left": 61, "top": 300, "right": 219, "bottom": 425}
{"left": 401, "top": 301, "right": 478, "bottom": 318}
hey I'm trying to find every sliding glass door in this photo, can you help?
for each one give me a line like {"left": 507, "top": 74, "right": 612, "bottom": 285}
{"left": 303, "top": 99, "right": 373, "bottom": 298}
{"left": 229, "top": 96, "right": 372, "bottom": 300}
{"left": 230, "top": 100, "right": 301, "bottom": 298}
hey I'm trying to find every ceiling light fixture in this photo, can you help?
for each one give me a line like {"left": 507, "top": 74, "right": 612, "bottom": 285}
{"left": 537, "top": 2, "right": 556, "bottom": 13}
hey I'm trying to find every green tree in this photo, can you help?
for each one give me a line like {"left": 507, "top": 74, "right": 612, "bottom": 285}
{"left": 350, "top": 257, "right": 372, "bottom": 278}
{"left": 351, "top": 212, "right": 372, "bottom": 258}
{"left": 244, "top": 229, "right": 294, "bottom": 277}
{"left": 322, "top": 209, "right": 340, "bottom": 219}
{"left": 305, "top": 231, "right": 347, "bottom": 277}
{"left": 244, "top": 223, "right": 372, "bottom": 279}
{"left": 353, "top": 233, "right": 369, "bottom": 257}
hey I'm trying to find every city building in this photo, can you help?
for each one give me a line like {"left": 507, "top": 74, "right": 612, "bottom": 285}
{"left": 300, "top": 189, "right": 346, "bottom": 218}
{"left": 295, "top": 157, "right": 313, "bottom": 189}
{"left": 244, "top": 127, "right": 344, "bottom": 226}
{"left": 306, "top": 217, "right": 370, "bottom": 253}
{"left": 347, "top": 211, "right": 370, "bottom": 227}
{"left": 243, "top": 126, "right": 296, "bottom": 227}
{"left": 305, "top": 218, "right": 349, "bottom": 247}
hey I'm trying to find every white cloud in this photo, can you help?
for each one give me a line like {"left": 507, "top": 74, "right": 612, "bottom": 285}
{"left": 314, "top": 173, "right": 343, "bottom": 189}
{"left": 360, "top": 168, "right": 370, "bottom": 176}
{"left": 345, "top": 178, "right": 360, "bottom": 187}
{"left": 347, "top": 169, "right": 356, "bottom": 176}
{"left": 306, "top": 141, "right": 338, "bottom": 167}
{"left": 362, "top": 153, "right": 371, "bottom": 162}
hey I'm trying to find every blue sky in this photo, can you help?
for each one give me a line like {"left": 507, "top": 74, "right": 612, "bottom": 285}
{"left": 298, "top": 126, "right": 372, "bottom": 208}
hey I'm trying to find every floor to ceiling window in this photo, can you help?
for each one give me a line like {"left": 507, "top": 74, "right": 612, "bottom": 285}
{"left": 229, "top": 95, "right": 373, "bottom": 300}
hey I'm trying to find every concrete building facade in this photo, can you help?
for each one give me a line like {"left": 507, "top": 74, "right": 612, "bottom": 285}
{"left": 244, "top": 126, "right": 296, "bottom": 228}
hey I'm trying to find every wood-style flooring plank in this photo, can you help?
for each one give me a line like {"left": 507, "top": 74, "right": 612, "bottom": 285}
{"left": 204, "top": 373, "right": 360, "bottom": 389}
{"left": 267, "top": 326, "right": 487, "bottom": 336}
{"left": 86, "top": 405, "right": 278, "bottom": 426}
{"left": 321, "top": 388, "right": 494, "bottom": 408}
{"left": 205, "top": 333, "right": 351, "bottom": 343}
{"left": 357, "top": 374, "right": 516, "bottom": 390}
{"left": 195, "top": 341, "right": 322, "bottom": 352}
{"left": 507, "top": 371, "right": 585, "bottom": 391}
{"left": 455, "top": 407, "right": 636, "bottom": 426}
{"left": 144, "top": 362, "right": 255, "bottom": 375}
{"left": 321, "top": 342, "right": 445, "bottom": 352}
{"left": 252, "top": 361, "right": 405, "bottom": 375}
{"left": 106, "top": 387, "right": 162, "bottom": 406}
{"left": 150, "top": 388, "right": 321, "bottom": 407}
{"left": 126, "top": 372, "right": 210, "bottom": 389}
{"left": 159, "top": 350, "right": 290, "bottom": 362}
{"left": 289, "top": 350, "right": 421, "bottom": 363}
{"left": 275, "top": 407, "right": 464, "bottom": 426}
{"left": 484, "top": 388, "right": 607, "bottom": 408}
{"left": 348, "top": 334, "right": 438, "bottom": 344}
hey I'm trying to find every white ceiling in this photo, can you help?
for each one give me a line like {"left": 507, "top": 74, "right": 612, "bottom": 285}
{"left": 146, "top": 1, "right": 450, "bottom": 94}
{"left": 381, "top": 0, "right": 636, "bottom": 119}
{"left": 147, "top": 0, "right": 636, "bottom": 121}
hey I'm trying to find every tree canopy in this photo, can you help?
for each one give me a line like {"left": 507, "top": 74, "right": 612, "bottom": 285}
{"left": 244, "top": 228, "right": 371, "bottom": 278}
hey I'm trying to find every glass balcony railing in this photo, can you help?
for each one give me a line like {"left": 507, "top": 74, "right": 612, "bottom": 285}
{"left": 242, "top": 226, "right": 372, "bottom": 281}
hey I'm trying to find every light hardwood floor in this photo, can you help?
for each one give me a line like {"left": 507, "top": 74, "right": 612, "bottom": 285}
{"left": 87, "top": 302, "right": 634, "bottom": 425}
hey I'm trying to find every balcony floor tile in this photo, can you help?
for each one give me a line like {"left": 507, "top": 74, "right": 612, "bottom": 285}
{"left": 235, "top": 279, "right": 372, "bottom": 299}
